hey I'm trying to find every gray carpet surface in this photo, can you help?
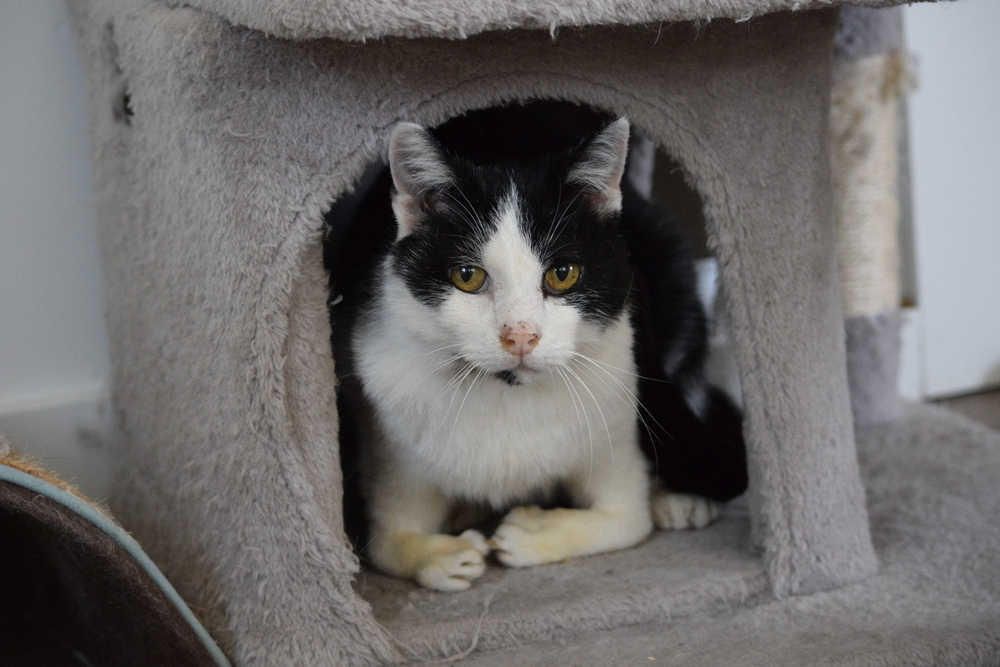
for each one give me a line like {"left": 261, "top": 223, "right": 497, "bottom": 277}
{"left": 362, "top": 403, "right": 1000, "bottom": 664}
{"left": 359, "top": 505, "right": 765, "bottom": 660}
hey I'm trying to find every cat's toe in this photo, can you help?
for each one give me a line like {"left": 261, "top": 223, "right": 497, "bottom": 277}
{"left": 458, "top": 528, "right": 491, "bottom": 556}
{"left": 415, "top": 547, "right": 487, "bottom": 592}
{"left": 491, "top": 522, "right": 545, "bottom": 567}
{"left": 491, "top": 507, "right": 566, "bottom": 566}
{"left": 651, "top": 491, "right": 718, "bottom": 530}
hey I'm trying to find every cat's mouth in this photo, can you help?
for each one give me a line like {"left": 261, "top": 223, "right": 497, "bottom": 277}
{"left": 494, "top": 369, "right": 522, "bottom": 386}
{"left": 493, "top": 364, "right": 544, "bottom": 387}
{"left": 453, "top": 357, "right": 543, "bottom": 387}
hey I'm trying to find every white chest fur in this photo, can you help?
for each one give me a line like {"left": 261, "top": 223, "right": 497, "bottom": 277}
{"left": 355, "top": 293, "right": 639, "bottom": 507}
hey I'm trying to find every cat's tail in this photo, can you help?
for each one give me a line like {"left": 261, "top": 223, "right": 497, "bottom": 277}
{"left": 637, "top": 378, "right": 747, "bottom": 502}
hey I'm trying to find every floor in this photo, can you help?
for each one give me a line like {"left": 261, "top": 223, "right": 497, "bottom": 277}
{"left": 934, "top": 388, "right": 1000, "bottom": 431}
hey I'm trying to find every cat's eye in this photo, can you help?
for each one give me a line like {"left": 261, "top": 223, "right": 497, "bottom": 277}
{"left": 544, "top": 262, "right": 581, "bottom": 293}
{"left": 450, "top": 265, "right": 488, "bottom": 293}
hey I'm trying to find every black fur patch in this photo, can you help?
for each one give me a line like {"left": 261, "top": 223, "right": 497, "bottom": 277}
{"left": 494, "top": 370, "right": 520, "bottom": 386}
{"left": 390, "top": 133, "right": 633, "bottom": 327}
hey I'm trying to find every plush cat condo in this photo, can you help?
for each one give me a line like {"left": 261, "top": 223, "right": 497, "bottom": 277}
{"left": 66, "top": 0, "right": 1000, "bottom": 664}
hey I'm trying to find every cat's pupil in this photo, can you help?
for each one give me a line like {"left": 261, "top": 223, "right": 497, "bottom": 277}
{"left": 459, "top": 267, "right": 475, "bottom": 283}
{"left": 554, "top": 265, "right": 570, "bottom": 281}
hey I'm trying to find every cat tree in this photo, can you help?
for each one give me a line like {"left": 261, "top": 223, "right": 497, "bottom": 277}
{"left": 64, "top": 0, "right": 1000, "bottom": 664}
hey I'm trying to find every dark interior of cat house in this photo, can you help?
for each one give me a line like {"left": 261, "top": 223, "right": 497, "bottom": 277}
{"left": 321, "top": 101, "right": 760, "bottom": 657}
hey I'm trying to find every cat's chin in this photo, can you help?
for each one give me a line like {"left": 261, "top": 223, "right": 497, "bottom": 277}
{"left": 492, "top": 366, "right": 544, "bottom": 387}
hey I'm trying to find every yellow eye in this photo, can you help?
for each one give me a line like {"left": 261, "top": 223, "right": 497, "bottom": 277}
{"left": 450, "top": 265, "right": 488, "bottom": 293}
{"left": 544, "top": 263, "right": 581, "bottom": 292}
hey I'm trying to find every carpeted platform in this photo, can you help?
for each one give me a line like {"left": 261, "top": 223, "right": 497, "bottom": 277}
{"left": 357, "top": 403, "right": 1000, "bottom": 664}
{"left": 360, "top": 506, "right": 764, "bottom": 659}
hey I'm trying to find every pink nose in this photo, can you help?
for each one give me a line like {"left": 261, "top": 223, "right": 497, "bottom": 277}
{"left": 500, "top": 323, "right": 541, "bottom": 358}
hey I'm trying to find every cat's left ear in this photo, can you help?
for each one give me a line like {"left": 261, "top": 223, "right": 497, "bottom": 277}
{"left": 567, "top": 118, "right": 630, "bottom": 216}
{"left": 388, "top": 122, "right": 454, "bottom": 237}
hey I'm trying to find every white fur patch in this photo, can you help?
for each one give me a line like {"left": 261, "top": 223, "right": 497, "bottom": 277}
{"left": 651, "top": 490, "right": 718, "bottom": 530}
{"left": 434, "top": 190, "right": 581, "bottom": 381}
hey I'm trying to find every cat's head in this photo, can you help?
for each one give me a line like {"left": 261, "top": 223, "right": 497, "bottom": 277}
{"left": 383, "top": 118, "right": 634, "bottom": 385}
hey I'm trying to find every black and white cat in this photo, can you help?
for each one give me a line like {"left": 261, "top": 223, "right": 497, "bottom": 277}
{"left": 328, "top": 109, "right": 746, "bottom": 592}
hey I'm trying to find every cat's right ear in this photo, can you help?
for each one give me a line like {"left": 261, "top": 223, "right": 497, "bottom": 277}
{"left": 388, "top": 122, "right": 454, "bottom": 238}
{"left": 566, "top": 118, "right": 630, "bottom": 217}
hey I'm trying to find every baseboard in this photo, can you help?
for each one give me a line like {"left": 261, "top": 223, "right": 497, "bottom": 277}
{"left": 0, "top": 384, "right": 115, "bottom": 500}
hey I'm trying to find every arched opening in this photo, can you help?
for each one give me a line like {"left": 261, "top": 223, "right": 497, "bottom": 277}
{"left": 321, "top": 100, "right": 751, "bottom": 653}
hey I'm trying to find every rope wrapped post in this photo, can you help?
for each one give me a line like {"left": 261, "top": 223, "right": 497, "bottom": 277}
{"left": 832, "top": 6, "right": 911, "bottom": 426}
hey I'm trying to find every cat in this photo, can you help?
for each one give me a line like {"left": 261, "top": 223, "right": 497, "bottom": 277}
{"left": 326, "top": 106, "right": 746, "bottom": 592}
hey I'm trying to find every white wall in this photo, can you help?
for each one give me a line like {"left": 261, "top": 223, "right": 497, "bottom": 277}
{"left": 0, "top": 2, "right": 113, "bottom": 497}
{"left": 905, "top": 0, "right": 1000, "bottom": 398}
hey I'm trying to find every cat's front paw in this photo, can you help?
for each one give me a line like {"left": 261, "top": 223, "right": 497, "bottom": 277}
{"left": 651, "top": 491, "right": 718, "bottom": 530}
{"left": 490, "top": 506, "right": 580, "bottom": 567}
{"left": 414, "top": 530, "right": 490, "bottom": 592}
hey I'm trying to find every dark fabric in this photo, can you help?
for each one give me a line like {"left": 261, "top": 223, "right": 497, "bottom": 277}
{"left": 0, "top": 479, "right": 218, "bottom": 667}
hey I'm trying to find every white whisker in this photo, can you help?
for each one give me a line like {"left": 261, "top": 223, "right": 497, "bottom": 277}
{"left": 561, "top": 362, "right": 615, "bottom": 468}
{"left": 556, "top": 366, "right": 594, "bottom": 489}
{"left": 571, "top": 350, "right": 670, "bottom": 383}
{"left": 448, "top": 367, "right": 485, "bottom": 446}
{"left": 571, "top": 355, "right": 672, "bottom": 469}
{"left": 431, "top": 361, "right": 478, "bottom": 436}
{"left": 544, "top": 187, "right": 586, "bottom": 247}
{"left": 426, "top": 354, "right": 463, "bottom": 376}
{"left": 423, "top": 343, "right": 465, "bottom": 357}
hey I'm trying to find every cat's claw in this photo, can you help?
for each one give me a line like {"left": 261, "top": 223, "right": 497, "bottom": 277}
{"left": 414, "top": 530, "right": 489, "bottom": 592}
{"left": 651, "top": 491, "right": 718, "bottom": 530}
